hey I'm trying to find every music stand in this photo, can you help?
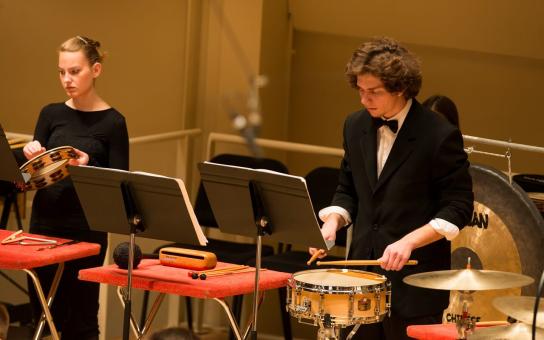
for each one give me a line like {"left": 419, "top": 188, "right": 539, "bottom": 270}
{"left": 0, "top": 124, "right": 29, "bottom": 229}
{"left": 70, "top": 165, "right": 207, "bottom": 340}
{"left": 198, "top": 161, "right": 333, "bottom": 340}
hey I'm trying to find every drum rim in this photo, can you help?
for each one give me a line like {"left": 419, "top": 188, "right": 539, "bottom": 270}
{"left": 291, "top": 268, "right": 388, "bottom": 293}
{"left": 19, "top": 145, "right": 76, "bottom": 172}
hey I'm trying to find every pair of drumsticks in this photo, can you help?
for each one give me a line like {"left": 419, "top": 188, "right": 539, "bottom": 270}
{"left": 306, "top": 250, "right": 418, "bottom": 266}
{"left": 188, "top": 265, "right": 266, "bottom": 280}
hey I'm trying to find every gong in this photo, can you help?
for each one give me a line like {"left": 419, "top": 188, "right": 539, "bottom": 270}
{"left": 444, "top": 164, "right": 544, "bottom": 323}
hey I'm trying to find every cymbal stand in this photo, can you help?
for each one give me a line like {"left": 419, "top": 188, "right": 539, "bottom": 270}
{"left": 455, "top": 290, "right": 475, "bottom": 339}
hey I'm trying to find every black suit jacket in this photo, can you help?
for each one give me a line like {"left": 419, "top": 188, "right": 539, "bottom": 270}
{"left": 333, "top": 100, "right": 473, "bottom": 318}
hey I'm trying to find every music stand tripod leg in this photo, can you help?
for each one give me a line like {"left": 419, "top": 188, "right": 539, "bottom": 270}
{"left": 0, "top": 192, "right": 13, "bottom": 228}
{"left": 24, "top": 268, "right": 61, "bottom": 340}
{"left": 241, "top": 291, "right": 265, "bottom": 340}
{"left": 0, "top": 189, "right": 23, "bottom": 230}
{"left": 31, "top": 262, "right": 64, "bottom": 340}
{"left": 116, "top": 286, "right": 143, "bottom": 339}
{"left": 12, "top": 192, "right": 23, "bottom": 229}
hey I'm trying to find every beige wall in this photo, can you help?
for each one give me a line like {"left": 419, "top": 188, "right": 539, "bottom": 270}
{"left": 1, "top": 0, "right": 544, "bottom": 339}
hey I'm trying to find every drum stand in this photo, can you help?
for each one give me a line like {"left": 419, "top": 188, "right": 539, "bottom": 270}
{"left": 317, "top": 325, "right": 340, "bottom": 340}
{"left": 316, "top": 324, "right": 361, "bottom": 340}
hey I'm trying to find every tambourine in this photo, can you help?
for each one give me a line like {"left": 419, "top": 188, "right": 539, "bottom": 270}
{"left": 20, "top": 146, "right": 79, "bottom": 191}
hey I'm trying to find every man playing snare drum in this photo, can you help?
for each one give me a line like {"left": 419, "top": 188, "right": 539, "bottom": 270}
{"left": 310, "top": 37, "right": 473, "bottom": 339}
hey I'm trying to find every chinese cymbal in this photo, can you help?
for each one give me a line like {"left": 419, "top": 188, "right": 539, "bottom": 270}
{"left": 493, "top": 296, "right": 544, "bottom": 328}
{"left": 468, "top": 322, "right": 544, "bottom": 339}
{"left": 403, "top": 269, "right": 534, "bottom": 291}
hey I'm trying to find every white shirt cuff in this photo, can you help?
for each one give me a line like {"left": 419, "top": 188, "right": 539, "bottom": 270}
{"left": 318, "top": 206, "right": 351, "bottom": 226}
{"left": 429, "top": 218, "right": 460, "bottom": 241}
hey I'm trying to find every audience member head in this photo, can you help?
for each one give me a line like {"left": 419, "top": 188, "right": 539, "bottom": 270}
{"left": 422, "top": 94, "right": 460, "bottom": 128}
{"left": 146, "top": 327, "right": 200, "bottom": 340}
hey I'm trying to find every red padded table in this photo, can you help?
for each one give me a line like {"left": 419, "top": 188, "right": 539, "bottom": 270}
{"left": 79, "top": 259, "right": 291, "bottom": 339}
{"left": 407, "top": 322, "right": 509, "bottom": 339}
{"left": 0, "top": 229, "right": 101, "bottom": 340}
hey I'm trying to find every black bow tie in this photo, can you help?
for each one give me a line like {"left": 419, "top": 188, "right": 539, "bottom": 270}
{"left": 373, "top": 118, "right": 398, "bottom": 133}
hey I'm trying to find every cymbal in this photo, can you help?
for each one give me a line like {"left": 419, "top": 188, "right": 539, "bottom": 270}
{"left": 403, "top": 269, "right": 534, "bottom": 291}
{"left": 467, "top": 322, "right": 544, "bottom": 339}
{"left": 493, "top": 296, "right": 544, "bottom": 328}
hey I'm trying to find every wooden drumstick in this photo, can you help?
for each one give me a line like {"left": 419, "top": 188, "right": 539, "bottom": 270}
{"left": 475, "top": 321, "right": 509, "bottom": 327}
{"left": 307, "top": 250, "right": 324, "bottom": 265}
{"left": 203, "top": 268, "right": 267, "bottom": 279}
{"left": 316, "top": 259, "right": 418, "bottom": 266}
{"left": 188, "top": 265, "right": 248, "bottom": 278}
{"left": 193, "top": 264, "right": 247, "bottom": 274}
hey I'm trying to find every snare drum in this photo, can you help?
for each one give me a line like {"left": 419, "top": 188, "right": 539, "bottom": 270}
{"left": 287, "top": 268, "right": 391, "bottom": 327}
{"left": 20, "top": 146, "right": 78, "bottom": 191}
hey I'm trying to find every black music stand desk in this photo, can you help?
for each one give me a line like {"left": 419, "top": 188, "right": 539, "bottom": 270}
{"left": 198, "top": 161, "right": 333, "bottom": 339}
{"left": 0, "top": 124, "right": 28, "bottom": 229}
{"left": 70, "top": 165, "right": 207, "bottom": 340}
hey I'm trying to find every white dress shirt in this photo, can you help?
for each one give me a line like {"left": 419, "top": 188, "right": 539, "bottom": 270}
{"left": 319, "top": 99, "right": 460, "bottom": 240}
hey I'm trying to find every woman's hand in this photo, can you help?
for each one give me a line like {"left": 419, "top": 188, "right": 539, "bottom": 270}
{"left": 23, "top": 141, "right": 46, "bottom": 160}
{"left": 68, "top": 148, "right": 89, "bottom": 166}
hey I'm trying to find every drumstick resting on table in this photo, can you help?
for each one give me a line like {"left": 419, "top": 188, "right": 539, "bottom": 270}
{"left": 316, "top": 259, "right": 418, "bottom": 266}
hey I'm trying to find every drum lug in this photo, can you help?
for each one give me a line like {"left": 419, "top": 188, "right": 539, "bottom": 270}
{"left": 294, "top": 297, "right": 312, "bottom": 314}
{"left": 385, "top": 281, "right": 392, "bottom": 317}
{"left": 319, "top": 290, "right": 325, "bottom": 315}
{"left": 323, "top": 313, "right": 333, "bottom": 328}
{"left": 357, "top": 297, "right": 371, "bottom": 311}
{"left": 295, "top": 286, "right": 302, "bottom": 306}
{"left": 348, "top": 292, "right": 355, "bottom": 320}
{"left": 374, "top": 287, "right": 381, "bottom": 317}
{"left": 286, "top": 285, "right": 292, "bottom": 312}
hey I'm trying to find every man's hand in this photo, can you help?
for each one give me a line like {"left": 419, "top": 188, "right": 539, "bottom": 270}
{"left": 308, "top": 213, "right": 344, "bottom": 258}
{"left": 23, "top": 141, "right": 46, "bottom": 160}
{"left": 378, "top": 238, "right": 414, "bottom": 271}
{"left": 377, "top": 224, "right": 443, "bottom": 271}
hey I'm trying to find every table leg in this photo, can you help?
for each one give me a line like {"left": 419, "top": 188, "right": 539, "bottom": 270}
{"left": 24, "top": 265, "right": 63, "bottom": 340}
{"left": 213, "top": 298, "right": 242, "bottom": 340}
{"left": 213, "top": 291, "right": 265, "bottom": 340}
{"left": 117, "top": 286, "right": 166, "bottom": 340}
{"left": 31, "top": 262, "right": 64, "bottom": 340}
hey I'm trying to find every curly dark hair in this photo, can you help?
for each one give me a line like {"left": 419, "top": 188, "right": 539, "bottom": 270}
{"left": 345, "top": 37, "right": 422, "bottom": 99}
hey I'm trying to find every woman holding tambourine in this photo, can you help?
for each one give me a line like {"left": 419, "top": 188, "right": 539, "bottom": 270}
{"left": 22, "top": 36, "right": 128, "bottom": 340}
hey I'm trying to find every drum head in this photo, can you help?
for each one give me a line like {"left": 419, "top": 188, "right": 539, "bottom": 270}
{"left": 445, "top": 164, "right": 544, "bottom": 323}
{"left": 20, "top": 146, "right": 78, "bottom": 191}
